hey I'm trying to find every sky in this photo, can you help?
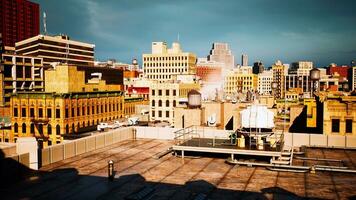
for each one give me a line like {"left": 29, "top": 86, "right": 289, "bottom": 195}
{"left": 32, "top": 0, "right": 356, "bottom": 67}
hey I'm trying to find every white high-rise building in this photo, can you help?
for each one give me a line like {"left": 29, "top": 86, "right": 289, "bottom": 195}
{"left": 207, "top": 43, "right": 234, "bottom": 71}
{"left": 258, "top": 70, "right": 273, "bottom": 95}
{"left": 241, "top": 54, "right": 248, "bottom": 66}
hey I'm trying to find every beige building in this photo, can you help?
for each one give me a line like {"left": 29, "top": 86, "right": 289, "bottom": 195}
{"left": 224, "top": 68, "right": 257, "bottom": 95}
{"left": 15, "top": 34, "right": 95, "bottom": 66}
{"left": 9, "top": 65, "right": 124, "bottom": 147}
{"left": 149, "top": 77, "right": 200, "bottom": 125}
{"left": 272, "top": 60, "right": 288, "bottom": 99}
{"left": 290, "top": 61, "right": 313, "bottom": 76}
{"left": 143, "top": 42, "right": 197, "bottom": 81}
{"left": 258, "top": 70, "right": 273, "bottom": 95}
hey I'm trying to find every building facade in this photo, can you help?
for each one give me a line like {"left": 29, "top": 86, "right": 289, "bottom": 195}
{"left": 149, "top": 80, "right": 200, "bottom": 125}
{"left": 15, "top": 35, "right": 95, "bottom": 66}
{"left": 290, "top": 61, "right": 313, "bottom": 76}
{"left": 196, "top": 58, "right": 222, "bottom": 83}
{"left": 9, "top": 65, "right": 124, "bottom": 147}
{"left": 143, "top": 42, "right": 197, "bottom": 81}
{"left": 0, "top": 54, "right": 44, "bottom": 106}
{"left": 224, "top": 69, "right": 258, "bottom": 95}
{"left": 272, "top": 61, "right": 288, "bottom": 99}
{"left": 253, "top": 61, "right": 264, "bottom": 74}
{"left": 326, "top": 64, "right": 350, "bottom": 83}
{"left": 258, "top": 70, "right": 273, "bottom": 95}
{"left": 0, "top": 0, "right": 40, "bottom": 47}
{"left": 207, "top": 43, "right": 234, "bottom": 70}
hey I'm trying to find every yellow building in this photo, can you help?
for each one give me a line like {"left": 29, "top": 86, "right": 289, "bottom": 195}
{"left": 124, "top": 97, "right": 149, "bottom": 117}
{"left": 9, "top": 65, "right": 124, "bottom": 147}
{"left": 143, "top": 42, "right": 197, "bottom": 81}
{"left": 272, "top": 61, "right": 288, "bottom": 99}
{"left": 224, "top": 69, "right": 257, "bottom": 95}
{"left": 150, "top": 77, "right": 200, "bottom": 125}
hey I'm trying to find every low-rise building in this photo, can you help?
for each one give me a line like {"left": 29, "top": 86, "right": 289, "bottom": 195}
{"left": 224, "top": 68, "right": 257, "bottom": 95}
{"left": 257, "top": 70, "right": 273, "bottom": 95}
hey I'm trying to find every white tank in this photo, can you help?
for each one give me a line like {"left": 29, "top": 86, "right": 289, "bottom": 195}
{"left": 188, "top": 90, "right": 201, "bottom": 108}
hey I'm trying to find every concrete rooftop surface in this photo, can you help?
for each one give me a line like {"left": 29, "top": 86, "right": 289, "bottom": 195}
{"left": 3, "top": 139, "right": 356, "bottom": 200}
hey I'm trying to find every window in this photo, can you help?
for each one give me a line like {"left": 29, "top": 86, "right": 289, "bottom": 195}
{"left": 346, "top": 119, "right": 352, "bottom": 133}
{"left": 14, "top": 108, "right": 18, "bottom": 117}
{"left": 152, "top": 111, "right": 155, "bottom": 117}
{"left": 22, "top": 108, "right": 26, "bottom": 117}
{"left": 77, "top": 108, "right": 80, "bottom": 116}
{"left": 47, "top": 124, "right": 52, "bottom": 135}
{"left": 56, "top": 125, "right": 60, "bottom": 135}
{"left": 166, "top": 90, "right": 170, "bottom": 96}
{"left": 38, "top": 124, "right": 43, "bottom": 135}
{"left": 30, "top": 123, "right": 35, "bottom": 134}
{"left": 65, "top": 108, "right": 69, "bottom": 118}
{"left": 71, "top": 108, "right": 75, "bottom": 117}
{"left": 47, "top": 109, "right": 52, "bottom": 118}
{"left": 158, "top": 100, "right": 162, "bottom": 107}
{"left": 173, "top": 90, "right": 177, "bottom": 96}
{"left": 56, "top": 109, "right": 60, "bottom": 118}
{"left": 39, "top": 108, "right": 43, "bottom": 118}
{"left": 152, "top": 100, "right": 155, "bottom": 107}
{"left": 158, "top": 111, "right": 162, "bottom": 117}
{"left": 30, "top": 108, "right": 34, "bottom": 117}
{"left": 22, "top": 123, "right": 26, "bottom": 133}
{"left": 152, "top": 90, "right": 155, "bottom": 96}
{"left": 332, "top": 119, "right": 340, "bottom": 133}
{"left": 166, "top": 100, "right": 169, "bottom": 107}
{"left": 166, "top": 111, "right": 169, "bottom": 118}
{"left": 173, "top": 100, "right": 176, "bottom": 107}
{"left": 158, "top": 90, "right": 162, "bottom": 96}
{"left": 14, "top": 123, "right": 18, "bottom": 133}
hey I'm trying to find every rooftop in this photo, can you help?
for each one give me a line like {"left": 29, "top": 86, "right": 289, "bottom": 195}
{"left": 3, "top": 139, "right": 356, "bottom": 199}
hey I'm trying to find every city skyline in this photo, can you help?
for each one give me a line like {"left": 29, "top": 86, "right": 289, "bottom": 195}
{"left": 32, "top": 0, "right": 356, "bottom": 67}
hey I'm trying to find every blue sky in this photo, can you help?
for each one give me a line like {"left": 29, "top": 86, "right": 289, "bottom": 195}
{"left": 32, "top": 0, "right": 356, "bottom": 67}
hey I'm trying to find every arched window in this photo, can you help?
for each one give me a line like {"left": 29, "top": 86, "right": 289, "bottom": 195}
{"left": 47, "top": 124, "right": 52, "bottom": 135}
{"left": 152, "top": 100, "right": 155, "bottom": 107}
{"left": 14, "top": 123, "right": 18, "bottom": 133}
{"left": 30, "top": 123, "right": 35, "bottom": 134}
{"left": 56, "top": 125, "right": 60, "bottom": 135}
{"left": 38, "top": 124, "right": 43, "bottom": 135}
{"left": 22, "top": 123, "right": 26, "bottom": 133}
{"left": 65, "top": 124, "right": 69, "bottom": 134}
{"left": 158, "top": 100, "right": 162, "bottom": 107}
{"left": 166, "top": 100, "right": 169, "bottom": 107}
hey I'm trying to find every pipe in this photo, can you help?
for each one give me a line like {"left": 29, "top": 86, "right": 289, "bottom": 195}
{"left": 294, "top": 156, "right": 343, "bottom": 163}
{"left": 267, "top": 167, "right": 308, "bottom": 173}
{"left": 314, "top": 165, "right": 348, "bottom": 169}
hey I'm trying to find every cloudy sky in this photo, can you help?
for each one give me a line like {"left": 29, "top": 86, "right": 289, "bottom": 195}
{"left": 32, "top": 0, "right": 356, "bottom": 67}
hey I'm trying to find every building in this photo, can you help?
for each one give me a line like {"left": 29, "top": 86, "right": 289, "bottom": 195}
{"left": 253, "top": 61, "right": 264, "bottom": 74}
{"left": 15, "top": 34, "right": 95, "bottom": 66}
{"left": 124, "top": 77, "right": 150, "bottom": 100}
{"left": 124, "top": 97, "right": 149, "bottom": 117}
{"left": 290, "top": 61, "right": 313, "bottom": 76}
{"left": 142, "top": 42, "right": 196, "bottom": 81}
{"left": 224, "top": 69, "right": 258, "bottom": 95}
{"left": 285, "top": 74, "right": 311, "bottom": 98}
{"left": 272, "top": 60, "right": 288, "bottom": 99}
{"left": 326, "top": 64, "right": 350, "bottom": 83}
{"left": 207, "top": 43, "right": 234, "bottom": 71}
{"left": 9, "top": 65, "right": 124, "bottom": 147}
{"left": 0, "top": 54, "right": 44, "bottom": 106}
{"left": 149, "top": 76, "right": 200, "bottom": 125}
{"left": 0, "top": 0, "right": 40, "bottom": 47}
{"left": 257, "top": 70, "right": 273, "bottom": 95}
{"left": 241, "top": 54, "right": 248, "bottom": 66}
{"left": 350, "top": 66, "right": 356, "bottom": 91}
{"left": 196, "top": 58, "right": 222, "bottom": 83}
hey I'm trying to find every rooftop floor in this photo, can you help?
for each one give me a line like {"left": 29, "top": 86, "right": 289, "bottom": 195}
{"left": 3, "top": 139, "right": 356, "bottom": 200}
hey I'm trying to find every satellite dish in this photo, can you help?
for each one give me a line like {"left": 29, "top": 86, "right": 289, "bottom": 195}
{"left": 128, "top": 117, "right": 139, "bottom": 125}
{"left": 207, "top": 114, "right": 217, "bottom": 126}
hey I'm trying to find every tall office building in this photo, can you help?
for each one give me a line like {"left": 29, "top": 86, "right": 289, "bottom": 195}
{"left": 290, "top": 61, "right": 313, "bottom": 76}
{"left": 272, "top": 60, "right": 288, "bottom": 99}
{"left": 253, "top": 61, "right": 264, "bottom": 74}
{"left": 0, "top": 0, "right": 40, "bottom": 47}
{"left": 241, "top": 54, "right": 248, "bottom": 66}
{"left": 258, "top": 70, "right": 273, "bottom": 95}
{"left": 143, "top": 42, "right": 197, "bottom": 81}
{"left": 15, "top": 34, "right": 95, "bottom": 66}
{"left": 207, "top": 43, "right": 234, "bottom": 71}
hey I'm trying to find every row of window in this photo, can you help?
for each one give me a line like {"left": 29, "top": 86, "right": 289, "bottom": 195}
{"left": 331, "top": 119, "right": 353, "bottom": 133}
{"left": 13, "top": 103, "right": 123, "bottom": 118}
{"left": 143, "top": 56, "right": 188, "bottom": 62}
{"left": 14, "top": 123, "right": 60, "bottom": 135}
{"left": 151, "top": 110, "right": 171, "bottom": 118}
{"left": 144, "top": 63, "right": 188, "bottom": 67}
{"left": 144, "top": 68, "right": 187, "bottom": 73}
{"left": 152, "top": 100, "right": 177, "bottom": 107}
{"left": 151, "top": 89, "right": 177, "bottom": 96}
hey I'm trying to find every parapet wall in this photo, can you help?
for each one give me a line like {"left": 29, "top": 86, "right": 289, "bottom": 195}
{"left": 284, "top": 133, "right": 356, "bottom": 149}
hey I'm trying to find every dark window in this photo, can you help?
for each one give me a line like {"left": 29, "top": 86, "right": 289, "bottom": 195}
{"left": 47, "top": 124, "right": 52, "bottom": 135}
{"left": 56, "top": 125, "right": 60, "bottom": 135}
{"left": 72, "top": 108, "right": 75, "bottom": 117}
{"left": 48, "top": 140, "right": 52, "bottom": 146}
{"left": 47, "top": 109, "right": 52, "bottom": 118}
{"left": 77, "top": 107, "right": 80, "bottom": 116}
{"left": 14, "top": 108, "right": 18, "bottom": 117}
{"left": 152, "top": 100, "right": 155, "bottom": 107}
{"left": 38, "top": 124, "right": 43, "bottom": 135}
{"left": 158, "top": 90, "right": 162, "bottom": 96}
{"left": 14, "top": 123, "right": 18, "bottom": 133}
{"left": 173, "top": 100, "right": 176, "bottom": 107}
{"left": 88, "top": 106, "right": 90, "bottom": 115}
{"left": 346, "top": 119, "right": 352, "bottom": 133}
{"left": 152, "top": 111, "right": 155, "bottom": 117}
{"left": 158, "top": 111, "right": 162, "bottom": 117}
{"left": 332, "top": 119, "right": 340, "bottom": 133}
{"left": 22, "top": 123, "right": 26, "bottom": 133}
{"left": 39, "top": 108, "right": 43, "bottom": 118}
{"left": 65, "top": 108, "right": 69, "bottom": 118}
{"left": 152, "top": 90, "right": 155, "bottom": 96}
{"left": 56, "top": 109, "right": 60, "bottom": 118}
{"left": 173, "top": 90, "right": 177, "bottom": 96}
{"left": 166, "top": 100, "right": 169, "bottom": 107}
{"left": 30, "top": 123, "right": 35, "bottom": 134}
{"left": 22, "top": 108, "right": 26, "bottom": 117}
{"left": 158, "top": 100, "right": 162, "bottom": 107}
{"left": 166, "top": 90, "right": 170, "bottom": 96}
{"left": 66, "top": 125, "right": 69, "bottom": 134}
{"left": 166, "top": 111, "right": 169, "bottom": 118}
{"left": 30, "top": 108, "right": 35, "bottom": 117}
{"left": 82, "top": 107, "right": 85, "bottom": 115}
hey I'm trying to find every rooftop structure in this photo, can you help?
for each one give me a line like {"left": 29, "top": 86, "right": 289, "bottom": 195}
{"left": 207, "top": 43, "right": 235, "bottom": 72}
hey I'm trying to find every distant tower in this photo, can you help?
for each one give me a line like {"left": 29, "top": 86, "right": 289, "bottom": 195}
{"left": 242, "top": 54, "right": 248, "bottom": 66}
{"left": 253, "top": 61, "right": 264, "bottom": 74}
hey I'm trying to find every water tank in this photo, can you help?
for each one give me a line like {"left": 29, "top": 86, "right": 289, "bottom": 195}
{"left": 188, "top": 90, "right": 201, "bottom": 109}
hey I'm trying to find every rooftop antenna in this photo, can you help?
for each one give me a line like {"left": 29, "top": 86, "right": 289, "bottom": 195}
{"left": 43, "top": 12, "right": 47, "bottom": 35}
